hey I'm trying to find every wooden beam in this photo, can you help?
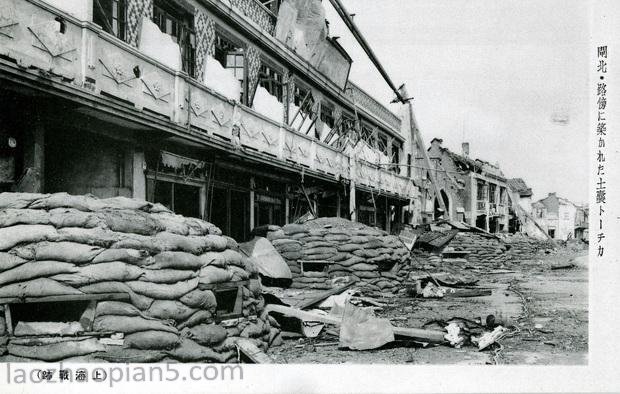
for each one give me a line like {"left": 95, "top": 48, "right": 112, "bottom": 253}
{"left": 236, "top": 338, "right": 274, "bottom": 364}
{"left": 0, "top": 293, "right": 130, "bottom": 304}
{"left": 4, "top": 305, "right": 13, "bottom": 336}
{"left": 263, "top": 304, "right": 446, "bottom": 343}
{"left": 295, "top": 280, "right": 358, "bottom": 310}
{"left": 79, "top": 300, "right": 97, "bottom": 331}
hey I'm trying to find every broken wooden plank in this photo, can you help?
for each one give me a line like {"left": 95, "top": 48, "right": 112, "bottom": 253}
{"left": 4, "top": 304, "right": 13, "bottom": 336}
{"left": 263, "top": 304, "right": 446, "bottom": 343}
{"left": 295, "top": 280, "right": 358, "bottom": 310}
{"left": 236, "top": 338, "right": 274, "bottom": 364}
{"left": 444, "top": 289, "right": 493, "bottom": 298}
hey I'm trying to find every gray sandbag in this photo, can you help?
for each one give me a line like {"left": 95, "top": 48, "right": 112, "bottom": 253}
{"left": 203, "top": 234, "right": 229, "bottom": 251}
{"left": 0, "top": 253, "right": 27, "bottom": 272}
{"left": 177, "top": 310, "right": 213, "bottom": 329}
{"left": 145, "top": 300, "right": 198, "bottom": 321}
{"left": 270, "top": 238, "right": 301, "bottom": 247}
{"left": 266, "top": 229, "right": 285, "bottom": 241}
{"left": 186, "top": 217, "right": 221, "bottom": 236}
{"left": 274, "top": 242, "right": 303, "bottom": 253}
{"left": 349, "top": 235, "right": 369, "bottom": 244}
{"left": 300, "top": 253, "right": 334, "bottom": 261}
{"left": 281, "top": 251, "right": 302, "bottom": 260}
{"left": 229, "top": 265, "right": 250, "bottom": 281}
{"left": 124, "top": 330, "right": 180, "bottom": 350}
{"left": 0, "top": 278, "right": 82, "bottom": 298}
{"left": 337, "top": 243, "right": 362, "bottom": 252}
{"left": 12, "top": 241, "right": 103, "bottom": 263}
{"left": 0, "top": 208, "right": 50, "bottom": 228}
{"left": 0, "top": 261, "right": 77, "bottom": 286}
{"left": 139, "top": 269, "right": 196, "bottom": 284}
{"left": 223, "top": 236, "right": 238, "bottom": 250}
{"left": 325, "top": 234, "right": 349, "bottom": 242}
{"left": 179, "top": 289, "right": 217, "bottom": 310}
{"left": 127, "top": 278, "right": 199, "bottom": 300}
{"left": 154, "top": 232, "right": 208, "bottom": 254}
{"left": 304, "top": 241, "right": 334, "bottom": 249}
{"left": 328, "top": 252, "right": 350, "bottom": 262}
{"left": 166, "top": 338, "right": 226, "bottom": 362}
{"left": 303, "top": 247, "right": 337, "bottom": 256}
{"left": 198, "top": 251, "right": 227, "bottom": 268}
{"left": 220, "top": 249, "right": 244, "bottom": 267}
{"left": 147, "top": 251, "right": 204, "bottom": 270}
{"left": 0, "top": 225, "right": 58, "bottom": 251}
{"left": 183, "top": 324, "right": 227, "bottom": 346}
{"left": 95, "top": 347, "right": 167, "bottom": 363}
{"left": 79, "top": 282, "right": 153, "bottom": 310}
{"left": 198, "top": 265, "right": 234, "bottom": 284}
{"left": 352, "top": 249, "right": 380, "bottom": 258}
{"left": 97, "top": 209, "right": 163, "bottom": 235}
{"left": 96, "top": 301, "right": 148, "bottom": 318}
{"left": 51, "top": 261, "right": 144, "bottom": 286}
{"left": 8, "top": 337, "right": 105, "bottom": 361}
{"left": 53, "top": 227, "right": 122, "bottom": 247}
{"left": 92, "top": 248, "right": 149, "bottom": 265}
{"left": 355, "top": 271, "right": 379, "bottom": 279}
{"left": 48, "top": 208, "right": 104, "bottom": 229}
{"left": 97, "top": 196, "right": 153, "bottom": 211}
{"left": 0, "top": 192, "right": 47, "bottom": 209}
{"left": 282, "top": 223, "right": 308, "bottom": 235}
{"left": 93, "top": 315, "right": 178, "bottom": 334}
{"left": 29, "top": 192, "right": 101, "bottom": 211}
{"left": 348, "top": 263, "right": 378, "bottom": 272}
{"left": 151, "top": 212, "right": 190, "bottom": 235}
{"left": 111, "top": 233, "right": 164, "bottom": 254}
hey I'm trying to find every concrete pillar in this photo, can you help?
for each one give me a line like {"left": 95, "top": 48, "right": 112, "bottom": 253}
{"left": 249, "top": 177, "right": 255, "bottom": 230}
{"left": 132, "top": 150, "right": 147, "bottom": 200}
{"left": 21, "top": 121, "right": 45, "bottom": 193}
{"left": 349, "top": 181, "right": 356, "bottom": 221}
{"left": 469, "top": 173, "right": 476, "bottom": 226}
{"left": 285, "top": 191, "right": 290, "bottom": 224}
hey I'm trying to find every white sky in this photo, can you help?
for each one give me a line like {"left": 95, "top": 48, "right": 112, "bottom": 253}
{"left": 324, "top": 0, "right": 590, "bottom": 204}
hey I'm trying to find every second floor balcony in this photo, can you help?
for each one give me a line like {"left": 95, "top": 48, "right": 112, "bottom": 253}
{"left": 0, "top": 0, "right": 414, "bottom": 199}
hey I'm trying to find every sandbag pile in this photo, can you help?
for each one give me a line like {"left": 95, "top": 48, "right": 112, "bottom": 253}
{"left": 445, "top": 233, "right": 509, "bottom": 266}
{"left": 502, "top": 234, "right": 556, "bottom": 260}
{"left": 0, "top": 192, "right": 277, "bottom": 363}
{"left": 263, "top": 218, "right": 410, "bottom": 293}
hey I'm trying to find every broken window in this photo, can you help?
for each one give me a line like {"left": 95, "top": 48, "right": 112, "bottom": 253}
{"left": 214, "top": 31, "right": 246, "bottom": 102}
{"left": 489, "top": 183, "right": 497, "bottom": 203}
{"left": 258, "top": 0, "right": 281, "bottom": 14}
{"left": 391, "top": 141, "right": 402, "bottom": 174}
{"left": 152, "top": 0, "right": 196, "bottom": 77}
{"left": 258, "top": 62, "right": 284, "bottom": 102}
{"left": 320, "top": 102, "right": 335, "bottom": 129}
{"left": 93, "top": 0, "right": 126, "bottom": 40}
{"left": 289, "top": 83, "right": 316, "bottom": 134}
{"left": 360, "top": 124, "right": 376, "bottom": 147}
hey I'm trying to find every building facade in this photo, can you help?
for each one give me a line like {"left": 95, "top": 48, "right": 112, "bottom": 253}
{"left": 0, "top": 0, "right": 423, "bottom": 241}
{"left": 427, "top": 138, "right": 510, "bottom": 233}
{"left": 532, "top": 193, "right": 578, "bottom": 241}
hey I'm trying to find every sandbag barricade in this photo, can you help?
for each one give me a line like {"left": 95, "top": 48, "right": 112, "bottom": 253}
{"left": 262, "top": 218, "right": 410, "bottom": 293}
{"left": 0, "top": 192, "right": 278, "bottom": 362}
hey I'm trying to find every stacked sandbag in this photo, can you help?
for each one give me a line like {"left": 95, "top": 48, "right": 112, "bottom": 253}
{"left": 266, "top": 218, "right": 410, "bottom": 293}
{"left": 446, "top": 232, "right": 509, "bottom": 266}
{"left": 0, "top": 192, "right": 277, "bottom": 363}
{"left": 502, "top": 233, "right": 556, "bottom": 261}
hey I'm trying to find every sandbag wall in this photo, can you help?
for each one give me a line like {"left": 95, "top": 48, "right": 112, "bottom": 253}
{"left": 263, "top": 218, "right": 410, "bottom": 293}
{"left": 446, "top": 232, "right": 509, "bottom": 266}
{"left": 502, "top": 234, "right": 556, "bottom": 261}
{"left": 0, "top": 192, "right": 279, "bottom": 363}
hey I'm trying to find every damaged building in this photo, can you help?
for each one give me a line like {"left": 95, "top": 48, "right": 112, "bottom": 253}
{"left": 0, "top": 0, "right": 425, "bottom": 242}
{"left": 426, "top": 138, "right": 510, "bottom": 233}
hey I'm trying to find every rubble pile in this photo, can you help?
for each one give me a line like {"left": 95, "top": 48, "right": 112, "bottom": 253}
{"left": 263, "top": 218, "right": 410, "bottom": 293}
{"left": 447, "top": 233, "right": 509, "bottom": 265}
{"left": 0, "top": 192, "right": 277, "bottom": 363}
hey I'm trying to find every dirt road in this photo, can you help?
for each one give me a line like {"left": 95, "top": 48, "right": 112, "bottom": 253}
{"left": 268, "top": 248, "right": 588, "bottom": 365}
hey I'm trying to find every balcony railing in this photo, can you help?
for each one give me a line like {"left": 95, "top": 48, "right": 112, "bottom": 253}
{"left": 0, "top": 0, "right": 413, "bottom": 199}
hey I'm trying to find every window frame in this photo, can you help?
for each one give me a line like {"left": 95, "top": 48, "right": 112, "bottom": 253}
{"left": 152, "top": 0, "right": 196, "bottom": 77}
{"left": 257, "top": 57, "right": 285, "bottom": 103}
{"left": 214, "top": 28, "right": 248, "bottom": 104}
{"left": 93, "top": 0, "right": 127, "bottom": 41}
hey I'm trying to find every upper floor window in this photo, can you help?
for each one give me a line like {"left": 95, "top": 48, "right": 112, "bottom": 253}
{"left": 214, "top": 32, "right": 246, "bottom": 102}
{"left": 320, "top": 102, "right": 335, "bottom": 129}
{"left": 258, "top": 63, "right": 284, "bottom": 102}
{"left": 94, "top": 0, "right": 126, "bottom": 40}
{"left": 258, "top": 0, "right": 281, "bottom": 15}
{"left": 360, "top": 123, "right": 375, "bottom": 147}
{"left": 290, "top": 83, "right": 316, "bottom": 134}
{"left": 153, "top": 0, "right": 196, "bottom": 77}
{"left": 391, "top": 141, "right": 402, "bottom": 174}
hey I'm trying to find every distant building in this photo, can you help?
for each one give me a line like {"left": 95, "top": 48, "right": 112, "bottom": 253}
{"left": 532, "top": 193, "right": 578, "bottom": 241}
{"left": 574, "top": 205, "right": 589, "bottom": 241}
{"left": 427, "top": 139, "right": 509, "bottom": 233}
